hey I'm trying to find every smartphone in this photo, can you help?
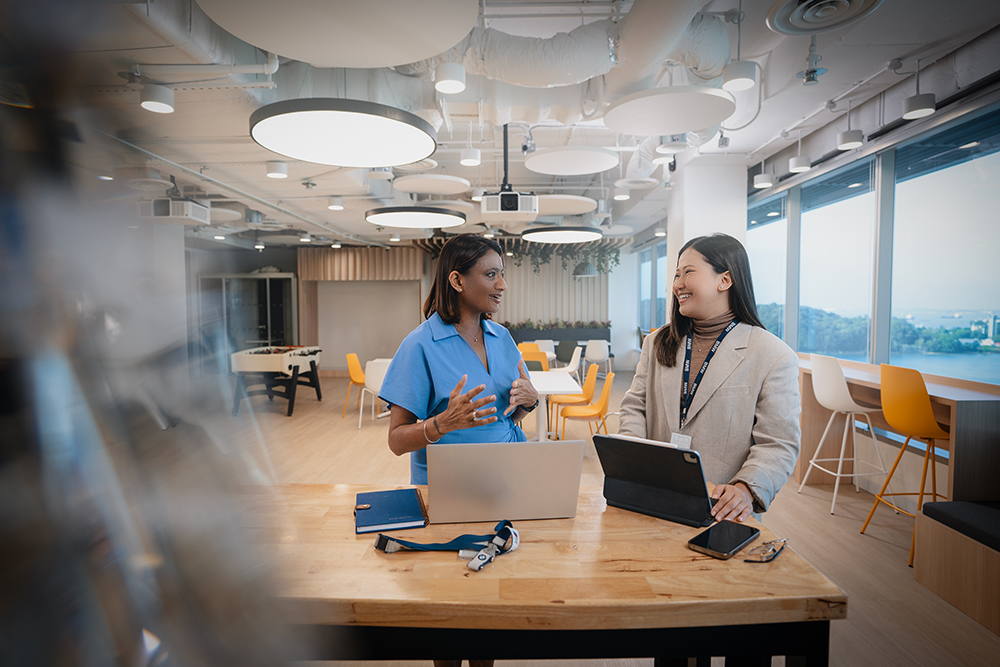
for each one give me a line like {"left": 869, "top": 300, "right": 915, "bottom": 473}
{"left": 687, "top": 520, "right": 760, "bottom": 559}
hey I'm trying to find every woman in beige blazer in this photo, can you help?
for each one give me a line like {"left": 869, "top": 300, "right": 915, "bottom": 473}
{"left": 619, "top": 234, "right": 800, "bottom": 523}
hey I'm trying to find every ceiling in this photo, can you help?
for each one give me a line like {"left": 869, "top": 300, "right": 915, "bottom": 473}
{"left": 35, "top": 0, "right": 1000, "bottom": 249}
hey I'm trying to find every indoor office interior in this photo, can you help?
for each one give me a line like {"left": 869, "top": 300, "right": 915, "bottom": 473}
{"left": 2, "top": 1, "right": 1000, "bottom": 666}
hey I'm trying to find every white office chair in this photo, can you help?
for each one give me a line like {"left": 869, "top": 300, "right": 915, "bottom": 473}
{"left": 550, "top": 345, "right": 582, "bottom": 384}
{"left": 359, "top": 358, "right": 392, "bottom": 429}
{"left": 535, "top": 339, "right": 558, "bottom": 366}
{"left": 798, "top": 354, "right": 893, "bottom": 514}
{"left": 584, "top": 339, "right": 611, "bottom": 378}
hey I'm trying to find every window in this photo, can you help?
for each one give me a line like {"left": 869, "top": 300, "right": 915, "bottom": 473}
{"left": 655, "top": 242, "right": 669, "bottom": 328}
{"left": 639, "top": 247, "right": 652, "bottom": 331}
{"left": 746, "top": 195, "right": 787, "bottom": 340}
{"left": 798, "top": 158, "right": 876, "bottom": 360}
{"left": 890, "top": 108, "right": 1000, "bottom": 384}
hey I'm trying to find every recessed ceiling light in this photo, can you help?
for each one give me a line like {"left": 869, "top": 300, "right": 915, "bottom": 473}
{"left": 434, "top": 62, "right": 466, "bottom": 94}
{"left": 214, "top": 235, "right": 226, "bottom": 240}
{"left": 140, "top": 84, "right": 174, "bottom": 114}
{"left": 328, "top": 196, "right": 344, "bottom": 210}
{"left": 266, "top": 161, "right": 288, "bottom": 179}
{"left": 331, "top": 242, "right": 341, "bottom": 248}
{"left": 959, "top": 141, "right": 979, "bottom": 149}
{"left": 505, "top": 250, "right": 513, "bottom": 256}
{"left": 767, "top": 211, "right": 780, "bottom": 217}
{"left": 365, "top": 206, "right": 465, "bottom": 229}
{"left": 250, "top": 98, "right": 437, "bottom": 168}
{"left": 521, "top": 226, "right": 603, "bottom": 244}
{"left": 848, "top": 182, "right": 862, "bottom": 188}
{"left": 97, "top": 175, "right": 114, "bottom": 181}
{"left": 750, "top": 220, "right": 757, "bottom": 225}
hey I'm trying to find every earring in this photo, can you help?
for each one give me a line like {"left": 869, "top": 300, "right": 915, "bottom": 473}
{"left": 458, "top": 288, "right": 462, "bottom": 292}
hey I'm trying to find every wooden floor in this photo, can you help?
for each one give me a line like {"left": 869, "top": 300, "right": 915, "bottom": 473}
{"left": 222, "top": 370, "right": 1000, "bottom": 667}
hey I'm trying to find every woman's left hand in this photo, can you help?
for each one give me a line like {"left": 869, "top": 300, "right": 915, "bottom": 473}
{"left": 503, "top": 360, "right": 539, "bottom": 416}
{"left": 710, "top": 482, "right": 754, "bottom": 523}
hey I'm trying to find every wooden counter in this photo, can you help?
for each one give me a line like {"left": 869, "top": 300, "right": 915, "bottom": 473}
{"left": 797, "top": 357, "right": 1000, "bottom": 501}
{"left": 245, "top": 483, "right": 846, "bottom": 664}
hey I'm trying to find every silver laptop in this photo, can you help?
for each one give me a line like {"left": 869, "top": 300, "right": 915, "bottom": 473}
{"left": 426, "top": 440, "right": 586, "bottom": 524}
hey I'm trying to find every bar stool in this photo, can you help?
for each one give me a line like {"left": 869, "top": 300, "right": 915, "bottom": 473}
{"left": 861, "top": 363, "right": 949, "bottom": 566}
{"left": 798, "top": 354, "right": 892, "bottom": 515}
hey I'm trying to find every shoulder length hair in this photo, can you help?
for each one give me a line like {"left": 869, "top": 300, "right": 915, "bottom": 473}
{"left": 654, "top": 233, "right": 765, "bottom": 367}
{"left": 423, "top": 234, "right": 504, "bottom": 324}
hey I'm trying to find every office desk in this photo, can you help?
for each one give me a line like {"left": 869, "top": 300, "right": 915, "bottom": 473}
{"left": 528, "top": 370, "right": 582, "bottom": 441}
{"left": 798, "top": 358, "right": 1000, "bottom": 501}
{"left": 247, "top": 484, "right": 847, "bottom": 665}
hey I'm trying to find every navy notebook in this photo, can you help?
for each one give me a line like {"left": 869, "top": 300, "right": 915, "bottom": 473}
{"left": 354, "top": 488, "right": 428, "bottom": 534}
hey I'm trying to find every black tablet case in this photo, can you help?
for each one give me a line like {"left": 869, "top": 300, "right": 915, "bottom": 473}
{"left": 593, "top": 435, "right": 715, "bottom": 528}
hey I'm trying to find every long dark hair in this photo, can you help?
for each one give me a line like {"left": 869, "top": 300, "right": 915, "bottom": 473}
{"left": 655, "top": 233, "right": 765, "bottom": 367}
{"left": 423, "top": 234, "right": 504, "bottom": 324}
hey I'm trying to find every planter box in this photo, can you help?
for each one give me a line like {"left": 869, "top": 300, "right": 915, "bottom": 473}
{"left": 509, "top": 328, "right": 611, "bottom": 344}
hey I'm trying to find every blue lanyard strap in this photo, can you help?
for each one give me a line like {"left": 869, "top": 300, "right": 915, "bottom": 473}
{"left": 374, "top": 520, "right": 519, "bottom": 571}
{"left": 680, "top": 319, "right": 739, "bottom": 429}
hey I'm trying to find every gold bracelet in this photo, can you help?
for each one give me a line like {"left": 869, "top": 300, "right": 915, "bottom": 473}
{"left": 423, "top": 419, "right": 441, "bottom": 444}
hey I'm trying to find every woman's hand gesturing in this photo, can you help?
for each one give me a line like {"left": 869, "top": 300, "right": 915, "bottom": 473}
{"left": 435, "top": 374, "right": 498, "bottom": 435}
{"left": 504, "top": 360, "right": 539, "bottom": 417}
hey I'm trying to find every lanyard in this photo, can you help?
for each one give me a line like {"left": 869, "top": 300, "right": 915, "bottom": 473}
{"left": 374, "top": 520, "right": 519, "bottom": 571}
{"left": 680, "top": 319, "right": 739, "bottom": 429}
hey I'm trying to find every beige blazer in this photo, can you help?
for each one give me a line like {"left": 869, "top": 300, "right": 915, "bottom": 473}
{"left": 618, "top": 323, "right": 801, "bottom": 512}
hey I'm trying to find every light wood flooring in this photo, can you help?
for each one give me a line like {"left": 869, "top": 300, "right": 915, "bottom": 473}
{"left": 222, "top": 370, "right": 1000, "bottom": 667}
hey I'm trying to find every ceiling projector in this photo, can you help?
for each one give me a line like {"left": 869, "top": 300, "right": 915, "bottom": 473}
{"left": 481, "top": 191, "right": 538, "bottom": 222}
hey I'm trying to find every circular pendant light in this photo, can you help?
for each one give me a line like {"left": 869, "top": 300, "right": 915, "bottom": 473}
{"left": 250, "top": 98, "right": 437, "bottom": 167}
{"left": 521, "top": 226, "right": 604, "bottom": 244}
{"left": 392, "top": 173, "right": 470, "bottom": 195}
{"left": 902, "top": 92, "right": 936, "bottom": 120}
{"left": 837, "top": 129, "right": 864, "bottom": 150}
{"left": 366, "top": 206, "right": 465, "bottom": 229}
{"left": 524, "top": 146, "right": 619, "bottom": 176}
{"left": 603, "top": 86, "right": 736, "bottom": 137}
{"left": 140, "top": 84, "right": 174, "bottom": 114}
{"left": 789, "top": 155, "right": 812, "bottom": 173}
{"left": 722, "top": 60, "right": 757, "bottom": 92}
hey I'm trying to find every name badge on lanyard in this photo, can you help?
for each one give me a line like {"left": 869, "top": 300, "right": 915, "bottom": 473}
{"left": 680, "top": 319, "right": 739, "bottom": 429}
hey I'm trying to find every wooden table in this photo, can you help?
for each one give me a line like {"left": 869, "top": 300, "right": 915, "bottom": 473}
{"left": 246, "top": 484, "right": 847, "bottom": 665}
{"left": 798, "top": 358, "right": 1000, "bottom": 501}
{"left": 527, "top": 370, "right": 582, "bottom": 441}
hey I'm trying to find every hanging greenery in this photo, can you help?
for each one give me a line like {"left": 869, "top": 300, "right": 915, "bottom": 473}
{"left": 508, "top": 240, "right": 621, "bottom": 274}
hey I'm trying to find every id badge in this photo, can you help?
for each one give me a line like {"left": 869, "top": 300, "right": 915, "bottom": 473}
{"left": 671, "top": 432, "right": 693, "bottom": 449}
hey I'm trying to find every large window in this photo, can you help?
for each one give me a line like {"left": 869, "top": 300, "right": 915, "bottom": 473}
{"left": 638, "top": 240, "right": 670, "bottom": 331}
{"left": 639, "top": 247, "right": 652, "bottom": 331}
{"left": 746, "top": 195, "right": 787, "bottom": 340}
{"left": 798, "top": 158, "right": 876, "bottom": 360}
{"left": 890, "top": 110, "right": 1000, "bottom": 383}
{"left": 655, "top": 242, "right": 669, "bottom": 327}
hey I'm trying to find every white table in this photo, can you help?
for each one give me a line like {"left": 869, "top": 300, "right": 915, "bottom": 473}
{"left": 527, "top": 370, "right": 582, "bottom": 441}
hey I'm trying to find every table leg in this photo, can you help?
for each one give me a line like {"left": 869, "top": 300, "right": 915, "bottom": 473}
{"left": 286, "top": 365, "right": 300, "bottom": 417}
{"left": 310, "top": 360, "right": 323, "bottom": 400}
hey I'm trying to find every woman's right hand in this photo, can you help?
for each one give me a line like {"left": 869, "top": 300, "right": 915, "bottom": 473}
{"left": 435, "top": 374, "right": 497, "bottom": 436}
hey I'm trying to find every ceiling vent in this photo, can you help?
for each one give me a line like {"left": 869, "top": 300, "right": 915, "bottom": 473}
{"left": 138, "top": 198, "right": 211, "bottom": 226}
{"left": 766, "top": 0, "right": 886, "bottom": 35}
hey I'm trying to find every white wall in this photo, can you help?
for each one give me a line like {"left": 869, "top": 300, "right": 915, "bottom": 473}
{"left": 317, "top": 281, "right": 422, "bottom": 371}
{"left": 609, "top": 248, "right": 640, "bottom": 371}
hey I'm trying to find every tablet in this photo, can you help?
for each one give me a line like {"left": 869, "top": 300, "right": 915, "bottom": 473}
{"left": 593, "top": 434, "right": 716, "bottom": 527}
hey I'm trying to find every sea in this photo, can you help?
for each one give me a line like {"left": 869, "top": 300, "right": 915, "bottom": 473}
{"left": 834, "top": 352, "right": 1000, "bottom": 386}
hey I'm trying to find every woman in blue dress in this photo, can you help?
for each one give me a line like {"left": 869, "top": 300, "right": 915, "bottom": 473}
{"left": 380, "top": 234, "right": 540, "bottom": 486}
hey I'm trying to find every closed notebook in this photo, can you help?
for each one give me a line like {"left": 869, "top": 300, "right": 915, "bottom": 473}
{"left": 354, "top": 488, "right": 428, "bottom": 534}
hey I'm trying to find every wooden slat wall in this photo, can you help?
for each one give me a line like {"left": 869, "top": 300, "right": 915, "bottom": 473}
{"left": 298, "top": 280, "right": 318, "bottom": 346}
{"left": 297, "top": 247, "right": 423, "bottom": 281}
{"left": 496, "top": 259, "right": 608, "bottom": 327}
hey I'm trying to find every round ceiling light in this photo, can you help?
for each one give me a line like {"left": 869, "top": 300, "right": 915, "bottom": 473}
{"left": 368, "top": 167, "right": 394, "bottom": 180}
{"left": 536, "top": 195, "right": 598, "bottom": 216}
{"left": 435, "top": 62, "right": 466, "bottom": 94}
{"left": 614, "top": 176, "right": 659, "bottom": 190}
{"left": 392, "top": 173, "right": 470, "bottom": 195}
{"left": 365, "top": 206, "right": 466, "bottom": 229}
{"left": 837, "top": 129, "right": 864, "bottom": 150}
{"left": 722, "top": 60, "right": 757, "bottom": 92}
{"left": 789, "top": 155, "right": 812, "bottom": 173}
{"left": 523, "top": 146, "right": 619, "bottom": 176}
{"left": 460, "top": 147, "right": 481, "bottom": 167}
{"left": 603, "top": 86, "right": 736, "bottom": 137}
{"left": 196, "top": 0, "right": 478, "bottom": 68}
{"left": 250, "top": 98, "right": 437, "bottom": 168}
{"left": 521, "top": 226, "right": 604, "bottom": 244}
{"left": 902, "top": 93, "right": 936, "bottom": 120}
{"left": 140, "top": 84, "right": 174, "bottom": 113}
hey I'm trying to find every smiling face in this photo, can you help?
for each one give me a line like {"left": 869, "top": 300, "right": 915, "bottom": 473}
{"left": 673, "top": 247, "right": 733, "bottom": 321}
{"left": 451, "top": 250, "right": 506, "bottom": 317}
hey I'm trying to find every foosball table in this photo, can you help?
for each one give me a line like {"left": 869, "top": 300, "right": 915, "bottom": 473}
{"left": 231, "top": 346, "right": 322, "bottom": 416}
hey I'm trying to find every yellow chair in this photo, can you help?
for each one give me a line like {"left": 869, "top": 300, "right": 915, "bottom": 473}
{"left": 560, "top": 372, "right": 615, "bottom": 440}
{"left": 548, "top": 363, "right": 598, "bottom": 428}
{"left": 343, "top": 353, "right": 366, "bottom": 417}
{"left": 861, "top": 364, "right": 949, "bottom": 566}
{"left": 521, "top": 350, "right": 550, "bottom": 371}
{"left": 517, "top": 342, "right": 540, "bottom": 354}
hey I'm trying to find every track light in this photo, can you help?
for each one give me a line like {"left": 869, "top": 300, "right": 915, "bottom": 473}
{"left": 140, "top": 84, "right": 174, "bottom": 113}
{"left": 300, "top": 235, "right": 312, "bottom": 242}
{"left": 331, "top": 242, "right": 342, "bottom": 248}
{"left": 789, "top": 135, "right": 811, "bottom": 173}
{"left": 266, "top": 161, "right": 288, "bottom": 178}
{"left": 389, "top": 233, "right": 401, "bottom": 242}
{"left": 470, "top": 187, "right": 484, "bottom": 202}
{"left": 255, "top": 242, "right": 265, "bottom": 250}
{"left": 613, "top": 187, "right": 630, "bottom": 201}
{"left": 460, "top": 148, "right": 481, "bottom": 166}
{"left": 328, "top": 196, "right": 344, "bottom": 210}
{"left": 902, "top": 59, "right": 936, "bottom": 120}
{"left": 434, "top": 61, "right": 466, "bottom": 94}
{"left": 483, "top": 228, "right": 495, "bottom": 238}
{"left": 722, "top": 2, "right": 756, "bottom": 92}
